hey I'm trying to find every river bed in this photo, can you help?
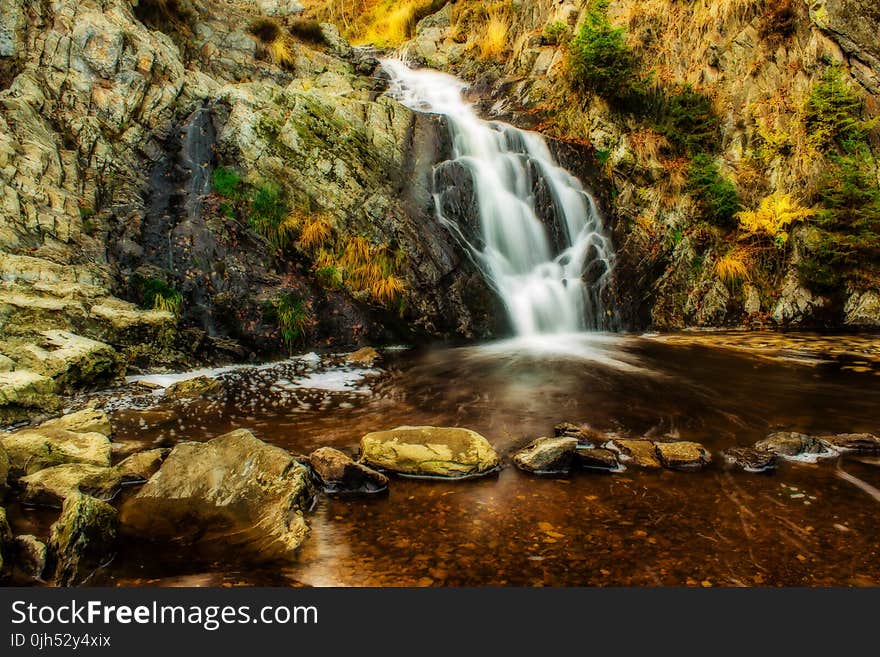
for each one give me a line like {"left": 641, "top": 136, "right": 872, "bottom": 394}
{"left": 9, "top": 331, "right": 880, "bottom": 587}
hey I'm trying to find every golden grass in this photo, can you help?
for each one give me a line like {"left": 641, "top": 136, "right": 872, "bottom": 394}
{"left": 715, "top": 248, "right": 752, "bottom": 283}
{"left": 478, "top": 12, "right": 510, "bottom": 60}
{"left": 268, "top": 39, "right": 297, "bottom": 70}
{"left": 297, "top": 214, "right": 334, "bottom": 251}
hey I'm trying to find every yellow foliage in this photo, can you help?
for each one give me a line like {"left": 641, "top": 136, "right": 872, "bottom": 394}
{"left": 736, "top": 193, "right": 817, "bottom": 243}
{"left": 714, "top": 249, "right": 751, "bottom": 283}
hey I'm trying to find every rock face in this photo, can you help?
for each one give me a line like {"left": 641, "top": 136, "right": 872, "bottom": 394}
{"left": 1, "top": 409, "right": 112, "bottom": 478}
{"left": 513, "top": 437, "right": 578, "bottom": 474}
{"left": 754, "top": 432, "right": 831, "bottom": 459}
{"left": 819, "top": 433, "right": 880, "bottom": 454}
{"left": 722, "top": 446, "right": 778, "bottom": 472}
{"left": 360, "top": 426, "right": 500, "bottom": 479}
{"left": 121, "top": 429, "right": 315, "bottom": 558}
{"left": 655, "top": 441, "right": 712, "bottom": 471}
{"left": 607, "top": 439, "right": 661, "bottom": 469}
{"left": 844, "top": 291, "right": 880, "bottom": 327}
{"left": 49, "top": 492, "right": 118, "bottom": 586}
{"left": 309, "top": 446, "right": 389, "bottom": 493}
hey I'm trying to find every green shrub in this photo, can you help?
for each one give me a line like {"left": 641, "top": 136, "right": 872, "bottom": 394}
{"left": 646, "top": 84, "right": 720, "bottom": 156}
{"left": 803, "top": 66, "right": 870, "bottom": 153}
{"left": 567, "top": 0, "right": 637, "bottom": 99}
{"left": 687, "top": 154, "right": 741, "bottom": 228}
{"left": 542, "top": 20, "right": 569, "bottom": 46}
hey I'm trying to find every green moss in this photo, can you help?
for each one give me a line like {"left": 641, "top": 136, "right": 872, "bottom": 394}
{"left": 687, "top": 154, "right": 741, "bottom": 228}
{"left": 542, "top": 20, "right": 569, "bottom": 46}
{"left": 211, "top": 167, "right": 244, "bottom": 199}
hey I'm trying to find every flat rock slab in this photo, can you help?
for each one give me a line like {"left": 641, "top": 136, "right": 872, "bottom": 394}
{"left": 820, "top": 433, "right": 880, "bottom": 454}
{"left": 655, "top": 441, "right": 712, "bottom": 470}
{"left": 309, "top": 446, "right": 389, "bottom": 493}
{"left": 360, "top": 426, "right": 500, "bottom": 479}
{"left": 1, "top": 409, "right": 112, "bottom": 478}
{"left": 607, "top": 439, "right": 661, "bottom": 469}
{"left": 575, "top": 446, "right": 620, "bottom": 471}
{"left": 19, "top": 463, "right": 122, "bottom": 507}
{"left": 121, "top": 429, "right": 315, "bottom": 559}
{"left": 513, "top": 436, "right": 578, "bottom": 474}
{"left": 722, "top": 446, "right": 778, "bottom": 472}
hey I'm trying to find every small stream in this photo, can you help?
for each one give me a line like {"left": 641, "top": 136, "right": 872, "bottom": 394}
{"left": 10, "top": 331, "right": 879, "bottom": 587}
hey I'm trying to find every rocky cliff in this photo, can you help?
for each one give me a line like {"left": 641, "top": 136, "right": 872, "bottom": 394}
{"left": 315, "top": 0, "right": 880, "bottom": 330}
{"left": 0, "top": 0, "right": 498, "bottom": 422}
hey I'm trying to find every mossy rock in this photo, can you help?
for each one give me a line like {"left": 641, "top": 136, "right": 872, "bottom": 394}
{"left": 360, "top": 426, "right": 500, "bottom": 479}
{"left": 49, "top": 492, "right": 118, "bottom": 586}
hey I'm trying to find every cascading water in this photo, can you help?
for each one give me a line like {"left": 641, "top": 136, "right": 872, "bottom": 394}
{"left": 382, "top": 59, "right": 615, "bottom": 335}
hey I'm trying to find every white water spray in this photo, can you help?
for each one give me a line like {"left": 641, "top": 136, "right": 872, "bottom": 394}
{"left": 382, "top": 60, "right": 615, "bottom": 335}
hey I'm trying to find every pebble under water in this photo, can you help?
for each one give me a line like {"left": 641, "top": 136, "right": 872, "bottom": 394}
{"left": 13, "top": 331, "right": 880, "bottom": 587}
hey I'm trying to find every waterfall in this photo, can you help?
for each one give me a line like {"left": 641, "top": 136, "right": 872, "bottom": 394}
{"left": 382, "top": 60, "right": 615, "bottom": 335}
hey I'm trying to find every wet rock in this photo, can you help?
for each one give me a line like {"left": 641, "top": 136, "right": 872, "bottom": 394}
{"left": 574, "top": 446, "right": 620, "bottom": 472}
{"left": 771, "top": 273, "right": 828, "bottom": 326}
{"left": 655, "top": 441, "right": 712, "bottom": 471}
{"left": 0, "top": 370, "right": 59, "bottom": 425}
{"left": 844, "top": 291, "right": 880, "bottom": 327}
{"left": 49, "top": 492, "right": 118, "bottom": 587}
{"left": 164, "top": 376, "right": 223, "bottom": 399}
{"left": 819, "top": 433, "right": 880, "bottom": 454}
{"left": 120, "top": 429, "right": 315, "bottom": 558}
{"left": 309, "top": 447, "right": 389, "bottom": 493}
{"left": 16, "top": 331, "right": 119, "bottom": 393}
{"left": 754, "top": 432, "right": 831, "bottom": 459}
{"left": 606, "top": 439, "right": 662, "bottom": 468}
{"left": 513, "top": 437, "right": 578, "bottom": 474}
{"left": 360, "top": 426, "right": 500, "bottom": 479}
{"left": 1, "top": 409, "right": 112, "bottom": 478}
{"left": 19, "top": 464, "right": 121, "bottom": 507}
{"left": 13, "top": 535, "right": 47, "bottom": 581}
{"left": 554, "top": 422, "right": 606, "bottom": 445}
{"left": 721, "top": 446, "right": 778, "bottom": 472}
{"left": 345, "top": 346, "right": 380, "bottom": 367}
{"left": 115, "top": 449, "right": 170, "bottom": 481}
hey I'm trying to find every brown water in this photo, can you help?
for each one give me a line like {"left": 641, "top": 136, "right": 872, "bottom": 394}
{"left": 12, "top": 331, "right": 880, "bottom": 587}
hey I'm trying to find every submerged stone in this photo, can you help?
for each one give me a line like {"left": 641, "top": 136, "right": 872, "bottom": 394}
{"left": 819, "top": 433, "right": 880, "bottom": 454}
{"left": 309, "top": 446, "right": 389, "bottom": 493}
{"left": 655, "top": 441, "right": 712, "bottom": 471}
{"left": 49, "top": 492, "right": 118, "bottom": 586}
{"left": 513, "top": 436, "right": 578, "bottom": 474}
{"left": 607, "top": 439, "right": 662, "bottom": 469}
{"left": 574, "top": 446, "right": 620, "bottom": 472}
{"left": 722, "top": 446, "right": 778, "bottom": 472}
{"left": 121, "top": 429, "right": 315, "bottom": 559}
{"left": 164, "top": 376, "right": 223, "bottom": 399}
{"left": 345, "top": 347, "right": 380, "bottom": 367}
{"left": 360, "top": 426, "right": 500, "bottom": 479}
{"left": 754, "top": 432, "right": 830, "bottom": 459}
